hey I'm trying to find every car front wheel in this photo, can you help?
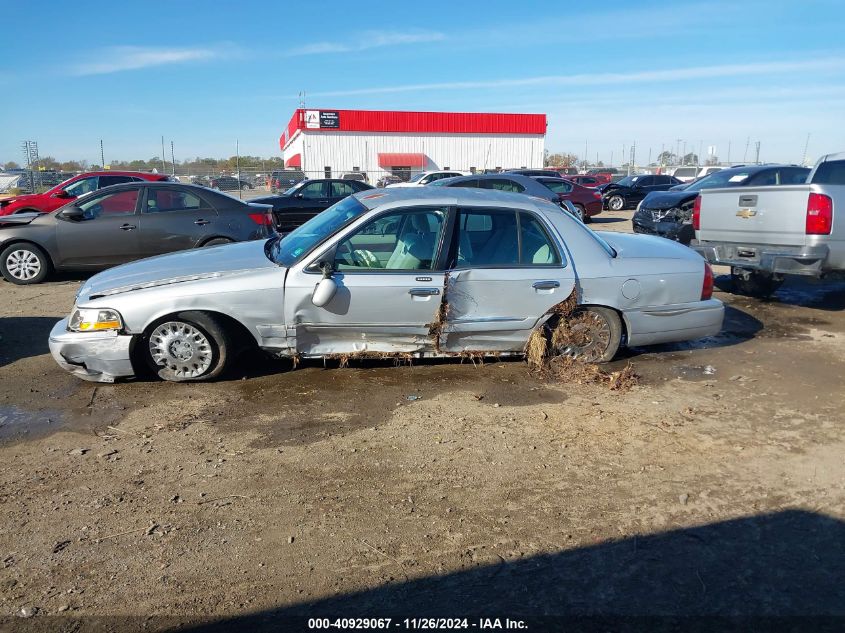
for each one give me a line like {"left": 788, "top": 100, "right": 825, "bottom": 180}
{"left": 607, "top": 195, "right": 625, "bottom": 211}
{"left": 551, "top": 306, "right": 622, "bottom": 363}
{"left": 0, "top": 243, "right": 52, "bottom": 285}
{"left": 144, "top": 312, "right": 232, "bottom": 382}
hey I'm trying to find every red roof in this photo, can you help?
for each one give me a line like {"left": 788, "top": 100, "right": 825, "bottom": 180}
{"left": 284, "top": 153, "right": 302, "bottom": 168}
{"left": 280, "top": 109, "right": 546, "bottom": 151}
{"left": 378, "top": 153, "right": 427, "bottom": 168}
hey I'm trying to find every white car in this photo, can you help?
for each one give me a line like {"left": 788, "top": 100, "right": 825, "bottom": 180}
{"left": 670, "top": 166, "right": 722, "bottom": 183}
{"left": 386, "top": 171, "right": 464, "bottom": 188}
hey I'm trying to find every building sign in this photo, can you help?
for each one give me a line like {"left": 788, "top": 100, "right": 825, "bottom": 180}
{"left": 304, "top": 110, "right": 341, "bottom": 129}
{"left": 319, "top": 111, "right": 340, "bottom": 128}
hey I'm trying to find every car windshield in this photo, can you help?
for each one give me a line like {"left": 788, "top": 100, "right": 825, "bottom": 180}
{"left": 267, "top": 196, "right": 369, "bottom": 266}
{"left": 408, "top": 173, "right": 428, "bottom": 183}
{"left": 540, "top": 180, "right": 571, "bottom": 193}
{"left": 684, "top": 171, "right": 751, "bottom": 191}
{"left": 283, "top": 182, "right": 305, "bottom": 196}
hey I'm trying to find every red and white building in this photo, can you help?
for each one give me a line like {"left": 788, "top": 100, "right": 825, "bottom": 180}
{"left": 278, "top": 108, "right": 547, "bottom": 180}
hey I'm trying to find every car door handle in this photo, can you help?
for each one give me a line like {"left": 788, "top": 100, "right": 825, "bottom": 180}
{"left": 119, "top": 223, "right": 137, "bottom": 231}
{"left": 194, "top": 219, "right": 210, "bottom": 226}
{"left": 532, "top": 280, "right": 560, "bottom": 289}
{"left": 409, "top": 287, "right": 440, "bottom": 296}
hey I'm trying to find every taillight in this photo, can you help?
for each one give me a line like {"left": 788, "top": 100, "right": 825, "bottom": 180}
{"left": 248, "top": 212, "right": 274, "bottom": 226}
{"left": 806, "top": 193, "right": 833, "bottom": 235}
{"left": 692, "top": 195, "right": 702, "bottom": 230}
{"left": 701, "top": 262, "right": 714, "bottom": 300}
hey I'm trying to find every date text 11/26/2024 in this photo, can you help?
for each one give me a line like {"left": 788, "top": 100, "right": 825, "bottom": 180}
{"left": 308, "top": 618, "right": 528, "bottom": 630}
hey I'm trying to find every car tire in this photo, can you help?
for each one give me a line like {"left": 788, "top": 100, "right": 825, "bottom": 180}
{"left": 731, "top": 268, "right": 783, "bottom": 298}
{"left": 0, "top": 242, "right": 52, "bottom": 285}
{"left": 608, "top": 195, "right": 625, "bottom": 211}
{"left": 202, "top": 238, "right": 233, "bottom": 247}
{"left": 573, "top": 204, "right": 589, "bottom": 223}
{"left": 144, "top": 312, "right": 232, "bottom": 382}
{"left": 551, "top": 306, "right": 623, "bottom": 363}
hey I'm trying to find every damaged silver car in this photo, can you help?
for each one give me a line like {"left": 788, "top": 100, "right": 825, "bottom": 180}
{"left": 49, "top": 188, "right": 724, "bottom": 382}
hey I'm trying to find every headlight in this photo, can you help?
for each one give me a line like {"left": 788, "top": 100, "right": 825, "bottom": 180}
{"left": 68, "top": 308, "right": 123, "bottom": 332}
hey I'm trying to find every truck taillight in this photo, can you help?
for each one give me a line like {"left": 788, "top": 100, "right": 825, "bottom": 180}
{"left": 701, "top": 262, "right": 714, "bottom": 300}
{"left": 692, "top": 195, "right": 702, "bottom": 230}
{"left": 248, "top": 212, "right": 274, "bottom": 226}
{"left": 806, "top": 193, "right": 833, "bottom": 235}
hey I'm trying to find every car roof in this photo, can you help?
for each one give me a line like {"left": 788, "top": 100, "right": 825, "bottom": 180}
{"left": 712, "top": 163, "right": 807, "bottom": 175}
{"left": 351, "top": 184, "right": 548, "bottom": 211}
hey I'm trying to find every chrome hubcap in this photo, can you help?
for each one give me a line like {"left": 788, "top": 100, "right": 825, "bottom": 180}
{"left": 149, "top": 322, "right": 213, "bottom": 378}
{"left": 609, "top": 196, "right": 623, "bottom": 210}
{"left": 555, "top": 311, "right": 612, "bottom": 362}
{"left": 6, "top": 249, "right": 41, "bottom": 280}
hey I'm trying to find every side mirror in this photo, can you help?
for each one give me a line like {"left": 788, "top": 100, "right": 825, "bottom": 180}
{"left": 295, "top": 193, "right": 305, "bottom": 199}
{"left": 60, "top": 206, "right": 85, "bottom": 221}
{"left": 311, "top": 262, "right": 337, "bottom": 307}
{"left": 53, "top": 190, "right": 71, "bottom": 199}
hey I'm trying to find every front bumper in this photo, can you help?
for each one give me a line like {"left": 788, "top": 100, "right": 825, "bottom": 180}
{"left": 691, "top": 241, "right": 830, "bottom": 276}
{"left": 48, "top": 318, "right": 136, "bottom": 383}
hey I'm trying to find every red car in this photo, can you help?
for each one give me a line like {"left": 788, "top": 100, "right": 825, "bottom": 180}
{"left": 562, "top": 174, "right": 606, "bottom": 188}
{"left": 534, "top": 176, "right": 603, "bottom": 222}
{"left": 0, "top": 171, "right": 171, "bottom": 216}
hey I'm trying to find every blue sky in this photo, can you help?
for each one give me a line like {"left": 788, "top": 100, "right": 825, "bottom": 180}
{"left": 1, "top": 0, "right": 844, "bottom": 166}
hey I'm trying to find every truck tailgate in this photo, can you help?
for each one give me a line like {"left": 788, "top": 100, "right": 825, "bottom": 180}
{"left": 697, "top": 185, "right": 812, "bottom": 246}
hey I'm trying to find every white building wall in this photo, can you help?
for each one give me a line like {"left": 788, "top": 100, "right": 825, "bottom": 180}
{"left": 284, "top": 131, "right": 544, "bottom": 178}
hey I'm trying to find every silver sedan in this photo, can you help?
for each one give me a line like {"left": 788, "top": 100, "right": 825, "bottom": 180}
{"left": 49, "top": 188, "right": 724, "bottom": 382}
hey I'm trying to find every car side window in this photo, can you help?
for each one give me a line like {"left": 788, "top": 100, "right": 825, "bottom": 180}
{"left": 481, "top": 178, "right": 525, "bottom": 193}
{"left": 145, "top": 189, "right": 205, "bottom": 213}
{"left": 519, "top": 213, "right": 561, "bottom": 265}
{"left": 63, "top": 177, "right": 98, "bottom": 197}
{"left": 334, "top": 208, "right": 447, "bottom": 271}
{"left": 300, "top": 182, "right": 326, "bottom": 199}
{"left": 637, "top": 176, "right": 654, "bottom": 187}
{"left": 749, "top": 171, "right": 777, "bottom": 186}
{"left": 99, "top": 175, "right": 135, "bottom": 188}
{"left": 77, "top": 188, "right": 140, "bottom": 219}
{"left": 330, "top": 181, "right": 355, "bottom": 197}
{"left": 455, "top": 210, "right": 519, "bottom": 266}
{"left": 779, "top": 168, "right": 811, "bottom": 185}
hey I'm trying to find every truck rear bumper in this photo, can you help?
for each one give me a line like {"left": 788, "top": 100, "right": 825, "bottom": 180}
{"left": 690, "top": 241, "right": 830, "bottom": 276}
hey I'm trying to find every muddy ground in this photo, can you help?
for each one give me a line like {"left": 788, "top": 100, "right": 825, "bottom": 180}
{"left": 1, "top": 210, "right": 844, "bottom": 630}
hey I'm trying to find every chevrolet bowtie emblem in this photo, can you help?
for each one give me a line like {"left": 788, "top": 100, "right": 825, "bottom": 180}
{"left": 736, "top": 208, "right": 757, "bottom": 218}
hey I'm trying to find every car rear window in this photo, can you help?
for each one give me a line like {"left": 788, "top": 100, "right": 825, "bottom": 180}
{"left": 811, "top": 160, "right": 845, "bottom": 185}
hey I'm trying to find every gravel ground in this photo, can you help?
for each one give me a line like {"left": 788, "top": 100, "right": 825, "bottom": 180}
{"left": 0, "top": 208, "right": 843, "bottom": 630}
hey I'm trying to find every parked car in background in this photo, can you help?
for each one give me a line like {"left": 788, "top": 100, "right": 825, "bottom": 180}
{"left": 210, "top": 175, "right": 253, "bottom": 191}
{"left": 376, "top": 174, "right": 403, "bottom": 188}
{"left": 602, "top": 174, "right": 683, "bottom": 211}
{"left": 385, "top": 171, "right": 464, "bottom": 187}
{"left": 544, "top": 166, "right": 579, "bottom": 176}
{"left": 250, "top": 178, "right": 373, "bottom": 232}
{"left": 0, "top": 171, "right": 171, "bottom": 216}
{"left": 505, "top": 169, "right": 564, "bottom": 178}
{"left": 633, "top": 164, "right": 811, "bottom": 245}
{"left": 585, "top": 168, "right": 618, "bottom": 183}
{"left": 48, "top": 187, "right": 723, "bottom": 383}
{"left": 341, "top": 172, "right": 369, "bottom": 184}
{"left": 563, "top": 174, "right": 604, "bottom": 188}
{"left": 270, "top": 170, "right": 307, "bottom": 193}
{"left": 696, "top": 166, "right": 723, "bottom": 178}
{"left": 691, "top": 154, "right": 842, "bottom": 297}
{"left": 0, "top": 182, "right": 274, "bottom": 285}
{"left": 431, "top": 173, "right": 582, "bottom": 220}
{"left": 532, "top": 176, "right": 603, "bottom": 222}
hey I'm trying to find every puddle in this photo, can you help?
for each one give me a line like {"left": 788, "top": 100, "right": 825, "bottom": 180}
{"left": 0, "top": 405, "right": 65, "bottom": 442}
{"left": 223, "top": 358, "right": 564, "bottom": 447}
{"left": 672, "top": 365, "right": 718, "bottom": 381}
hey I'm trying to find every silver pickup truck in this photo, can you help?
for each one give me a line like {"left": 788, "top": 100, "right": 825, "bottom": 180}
{"left": 691, "top": 153, "right": 845, "bottom": 296}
